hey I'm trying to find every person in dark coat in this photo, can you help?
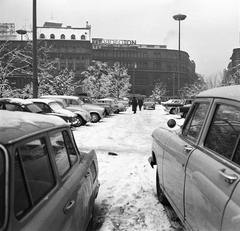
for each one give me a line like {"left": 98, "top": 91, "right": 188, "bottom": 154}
{"left": 132, "top": 97, "right": 138, "bottom": 114}
{"left": 138, "top": 98, "right": 143, "bottom": 111}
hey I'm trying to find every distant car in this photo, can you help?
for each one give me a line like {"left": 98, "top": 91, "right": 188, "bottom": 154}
{"left": 96, "top": 98, "right": 120, "bottom": 114}
{"left": 149, "top": 85, "right": 240, "bottom": 231}
{"left": 163, "top": 99, "right": 194, "bottom": 114}
{"left": 41, "top": 95, "right": 104, "bottom": 123}
{"left": 0, "top": 98, "right": 43, "bottom": 113}
{"left": 30, "top": 98, "right": 80, "bottom": 127}
{"left": 78, "top": 95, "right": 113, "bottom": 116}
{"left": 0, "top": 110, "right": 100, "bottom": 231}
{"left": 143, "top": 98, "right": 156, "bottom": 110}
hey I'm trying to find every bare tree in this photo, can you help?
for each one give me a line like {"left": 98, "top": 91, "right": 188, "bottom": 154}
{"left": 151, "top": 81, "right": 167, "bottom": 101}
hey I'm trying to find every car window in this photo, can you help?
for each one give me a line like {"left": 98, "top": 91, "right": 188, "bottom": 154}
{"left": 25, "top": 103, "right": 43, "bottom": 113}
{"left": 0, "top": 149, "right": 5, "bottom": 229}
{"left": 182, "top": 103, "right": 210, "bottom": 142}
{"left": 50, "top": 130, "right": 77, "bottom": 177}
{"left": 15, "top": 138, "right": 55, "bottom": 219}
{"left": 5, "top": 103, "right": 23, "bottom": 111}
{"left": 205, "top": 104, "right": 240, "bottom": 161}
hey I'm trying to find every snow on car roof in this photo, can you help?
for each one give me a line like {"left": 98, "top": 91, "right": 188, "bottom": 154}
{"left": 0, "top": 110, "right": 67, "bottom": 145}
{"left": 198, "top": 85, "right": 240, "bottom": 100}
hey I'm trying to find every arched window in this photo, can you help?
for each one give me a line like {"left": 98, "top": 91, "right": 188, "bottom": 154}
{"left": 71, "top": 34, "right": 76, "bottom": 40}
{"left": 60, "top": 34, "right": 65, "bottom": 39}
{"left": 50, "top": 34, "right": 55, "bottom": 39}
{"left": 81, "top": 35, "right": 86, "bottom": 40}
{"left": 40, "top": 33, "right": 45, "bottom": 39}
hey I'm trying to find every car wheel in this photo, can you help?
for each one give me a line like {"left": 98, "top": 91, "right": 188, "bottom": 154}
{"left": 170, "top": 108, "right": 176, "bottom": 114}
{"left": 76, "top": 116, "right": 83, "bottom": 127}
{"left": 156, "top": 170, "right": 169, "bottom": 205}
{"left": 91, "top": 113, "right": 100, "bottom": 123}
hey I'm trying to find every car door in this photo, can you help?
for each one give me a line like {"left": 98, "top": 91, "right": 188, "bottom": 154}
{"left": 48, "top": 129, "right": 93, "bottom": 231}
{"left": 185, "top": 100, "right": 240, "bottom": 230}
{"left": 162, "top": 102, "right": 210, "bottom": 221}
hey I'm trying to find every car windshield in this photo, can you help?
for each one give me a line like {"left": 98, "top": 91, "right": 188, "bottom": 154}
{"left": 49, "top": 102, "right": 63, "bottom": 110}
{"left": 25, "top": 103, "right": 43, "bottom": 113}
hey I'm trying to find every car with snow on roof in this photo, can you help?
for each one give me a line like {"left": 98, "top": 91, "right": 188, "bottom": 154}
{"left": 0, "top": 110, "right": 99, "bottom": 231}
{"left": 149, "top": 85, "right": 240, "bottom": 231}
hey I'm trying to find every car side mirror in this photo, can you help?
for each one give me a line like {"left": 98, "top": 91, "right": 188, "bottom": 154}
{"left": 167, "top": 119, "right": 176, "bottom": 128}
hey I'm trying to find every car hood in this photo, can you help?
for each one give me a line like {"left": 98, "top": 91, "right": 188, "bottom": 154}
{"left": 53, "top": 108, "right": 76, "bottom": 117}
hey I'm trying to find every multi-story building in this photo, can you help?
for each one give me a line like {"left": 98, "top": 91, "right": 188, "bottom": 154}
{"left": 92, "top": 38, "right": 198, "bottom": 97}
{"left": 1, "top": 21, "right": 198, "bottom": 98}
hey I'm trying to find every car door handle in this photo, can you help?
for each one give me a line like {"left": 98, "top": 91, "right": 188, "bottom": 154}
{"left": 183, "top": 144, "right": 193, "bottom": 153}
{"left": 63, "top": 200, "right": 75, "bottom": 214}
{"left": 219, "top": 169, "right": 238, "bottom": 184}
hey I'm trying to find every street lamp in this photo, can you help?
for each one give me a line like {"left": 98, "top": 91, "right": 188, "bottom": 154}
{"left": 172, "top": 73, "right": 175, "bottom": 98}
{"left": 16, "top": 29, "right": 27, "bottom": 41}
{"left": 173, "top": 13, "right": 186, "bottom": 98}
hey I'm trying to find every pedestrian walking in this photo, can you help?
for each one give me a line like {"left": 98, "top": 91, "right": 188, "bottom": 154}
{"left": 138, "top": 98, "right": 143, "bottom": 111}
{"left": 132, "top": 97, "right": 138, "bottom": 114}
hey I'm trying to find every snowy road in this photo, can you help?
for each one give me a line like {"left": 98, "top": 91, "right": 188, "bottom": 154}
{"left": 73, "top": 105, "right": 185, "bottom": 231}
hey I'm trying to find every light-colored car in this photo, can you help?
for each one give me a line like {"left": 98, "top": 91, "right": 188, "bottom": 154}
{"left": 0, "top": 110, "right": 99, "bottom": 231}
{"left": 149, "top": 85, "right": 240, "bottom": 231}
{"left": 29, "top": 98, "right": 80, "bottom": 127}
{"left": 143, "top": 98, "right": 156, "bottom": 110}
{"left": 41, "top": 97, "right": 91, "bottom": 126}
{"left": 41, "top": 95, "right": 104, "bottom": 123}
{"left": 96, "top": 98, "right": 120, "bottom": 114}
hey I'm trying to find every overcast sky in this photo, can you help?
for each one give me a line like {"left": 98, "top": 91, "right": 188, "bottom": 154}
{"left": 1, "top": 0, "right": 239, "bottom": 78}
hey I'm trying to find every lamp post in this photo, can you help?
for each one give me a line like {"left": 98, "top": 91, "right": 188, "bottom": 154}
{"left": 16, "top": 29, "right": 27, "bottom": 42}
{"left": 130, "top": 46, "right": 138, "bottom": 97}
{"left": 32, "top": 0, "right": 38, "bottom": 98}
{"left": 173, "top": 13, "right": 186, "bottom": 98}
{"left": 172, "top": 73, "right": 175, "bottom": 98}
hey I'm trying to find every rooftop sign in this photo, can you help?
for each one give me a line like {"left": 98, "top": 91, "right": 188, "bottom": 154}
{"left": 92, "top": 38, "right": 137, "bottom": 48}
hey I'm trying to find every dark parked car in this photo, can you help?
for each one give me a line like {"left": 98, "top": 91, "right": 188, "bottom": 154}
{"left": 163, "top": 99, "right": 194, "bottom": 114}
{"left": 149, "top": 85, "right": 240, "bottom": 231}
{"left": 0, "top": 110, "right": 100, "bottom": 231}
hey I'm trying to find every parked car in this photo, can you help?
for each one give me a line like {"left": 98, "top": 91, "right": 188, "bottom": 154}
{"left": 0, "top": 110, "right": 100, "bottom": 231}
{"left": 0, "top": 98, "right": 43, "bottom": 113}
{"left": 148, "top": 85, "right": 240, "bottom": 231}
{"left": 41, "top": 95, "right": 104, "bottom": 123}
{"left": 40, "top": 97, "right": 91, "bottom": 126}
{"left": 78, "top": 95, "right": 113, "bottom": 116}
{"left": 30, "top": 98, "right": 80, "bottom": 127}
{"left": 143, "top": 98, "right": 156, "bottom": 110}
{"left": 96, "top": 98, "right": 120, "bottom": 114}
{"left": 163, "top": 98, "right": 194, "bottom": 114}
{"left": 175, "top": 102, "right": 193, "bottom": 118}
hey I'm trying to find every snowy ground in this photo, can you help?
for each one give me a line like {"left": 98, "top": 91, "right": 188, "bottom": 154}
{"left": 73, "top": 104, "right": 185, "bottom": 231}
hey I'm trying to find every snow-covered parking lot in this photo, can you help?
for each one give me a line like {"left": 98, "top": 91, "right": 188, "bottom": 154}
{"left": 73, "top": 104, "right": 185, "bottom": 231}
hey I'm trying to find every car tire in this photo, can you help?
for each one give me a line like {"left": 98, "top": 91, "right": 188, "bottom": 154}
{"left": 76, "top": 116, "right": 84, "bottom": 127}
{"left": 156, "top": 170, "right": 169, "bottom": 205}
{"left": 170, "top": 108, "right": 176, "bottom": 114}
{"left": 91, "top": 113, "right": 100, "bottom": 123}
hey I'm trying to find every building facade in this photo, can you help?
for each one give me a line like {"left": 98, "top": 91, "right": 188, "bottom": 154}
{"left": 1, "top": 21, "right": 198, "bottom": 98}
{"left": 91, "top": 38, "right": 198, "bottom": 97}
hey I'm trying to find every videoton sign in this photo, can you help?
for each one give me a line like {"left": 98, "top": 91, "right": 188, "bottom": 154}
{"left": 93, "top": 38, "right": 137, "bottom": 47}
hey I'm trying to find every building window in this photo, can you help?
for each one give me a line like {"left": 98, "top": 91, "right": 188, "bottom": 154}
{"left": 60, "top": 34, "right": 65, "bottom": 39}
{"left": 40, "top": 33, "right": 45, "bottom": 39}
{"left": 50, "top": 34, "right": 55, "bottom": 39}
{"left": 81, "top": 35, "right": 86, "bottom": 40}
{"left": 71, "top": 34, "right": 76, "bottom": 40}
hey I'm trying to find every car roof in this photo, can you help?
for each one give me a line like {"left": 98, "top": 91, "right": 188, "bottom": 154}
{"left": 41, "top": 95, "right": 79, "bottom": 100}
{"left": 0, "top": 110, "right": 67, "bottom": 145}
{"left": 0, "top": 98, "right": 34, "bottom": 105}
{"left": 197, "top": 85, "right": 240, "bottom": 101}
{"left": 30, "top": 98, "right": 58, "bottom": 104}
